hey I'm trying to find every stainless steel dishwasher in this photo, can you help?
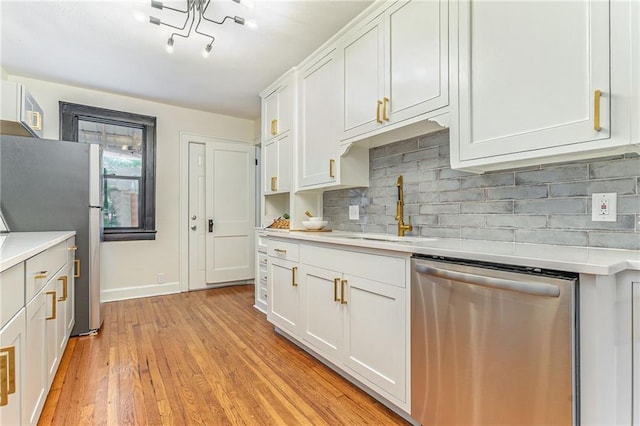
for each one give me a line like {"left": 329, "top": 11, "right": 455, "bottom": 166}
{"left": 411, "top": 255, "right": 578, "bottom": 426}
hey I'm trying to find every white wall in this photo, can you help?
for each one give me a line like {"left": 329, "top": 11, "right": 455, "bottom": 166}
{"left": 7, "top": 75, "right": 257, "bottom": 301}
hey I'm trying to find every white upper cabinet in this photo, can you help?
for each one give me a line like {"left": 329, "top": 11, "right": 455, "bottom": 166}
{"left": 450, "top": 0, "right": 639, "bottom": 172}
{"left": 298, "top": 46, "right": 341, "bottom": 188}
{"left": 261, "top": 69, "right": 294, "bottom": 143}
{"left": 340, "top": 0, "right": 449, "bottom": 143}
{"left": 263, "top": 133, "right": 291, "bottom": 195}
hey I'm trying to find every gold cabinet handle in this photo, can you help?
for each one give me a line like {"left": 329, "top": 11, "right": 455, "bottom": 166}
{"left": 273, "top": 248, "right": 287, "bottom": 254}
{"left": 292, "top": 266, "right": 298, "bottom": 287}
{"left": 68, "top": 245, "right": 78, "bottom": 251}
{"left": 271, "top": 119, "right": 278, "bottom": 136}
{"left": 329, "top": 159, "right": 335, "bottom": 178}
{"left": 594, "top": 89, "right": 602, "bottom": 131}
{"left": 34, "top": 270, "right": 48, "bottom": 280}
{"left": 28, "top": 110, "right": 42, "bottom": 130}
{"left": 58, "top": 276, "right": 68, "bottom": 301}
{"left": 270, "top": 176, "right": 277, "bottom": 192}
{"left": 46, "top": 291, "right": 57, "bottom": 320}
{"left": 383, "top": 97, "right": 389, "bottom": 121}
{"left": 333, "top": 278, "right": 340, "bottom": 302}
{"left": 0, "top": 346, "right": 16, "bottom": 406}
{"left": 341, "top": 280, "right": 348, "bottom": 304}
{"left": 376, "top": 100, "right": 383, "bottom": 123}
{"left": 74, "top": 259, "right": 80, "bottom": 278}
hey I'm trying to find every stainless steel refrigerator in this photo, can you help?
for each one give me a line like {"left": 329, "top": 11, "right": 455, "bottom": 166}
{"left": 0, "top": 135, "right": 103, "bottom": 336}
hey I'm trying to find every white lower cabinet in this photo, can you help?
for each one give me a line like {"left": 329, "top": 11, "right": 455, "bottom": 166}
{"left": 342, "top": 274, "right": 406, "bottom": 402}
{"left": 267, "top": 239, "right": 301, "bottom": 336}
{"left": 633, "top": 279, "right": 639, "bottom": 425}
{"left": 269, "top": 238, "right": 410, "bottom": 412}
{"left": 0, "top": 309, "right": 26, "bottom": 425}
{"left": 1, "top": 235, "right": 75, "bottom": 426}
{"left": 301, "top": 265, "right": 343, "bottom": 359}
{"left": 25, "top": 284, "right": 47, "bottom": 426}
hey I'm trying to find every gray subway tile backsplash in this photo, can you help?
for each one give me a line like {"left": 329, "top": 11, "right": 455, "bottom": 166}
{"left": 323, "top": 130, "right": 640, "bottom": 250}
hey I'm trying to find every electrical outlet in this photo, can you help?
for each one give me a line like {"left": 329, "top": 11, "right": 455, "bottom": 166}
{"left": 349, "top": 205, "right": 359, "bottom": 220}
{"left": 157, "top": 273, "right": 166, "bottom": 284}
{"left": 592, "top": 193, "right": 617, "bottom": 222}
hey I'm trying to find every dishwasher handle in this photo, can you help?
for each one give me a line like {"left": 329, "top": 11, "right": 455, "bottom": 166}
{"left": 415, "top": 264, "right": 561, "bottom": 298}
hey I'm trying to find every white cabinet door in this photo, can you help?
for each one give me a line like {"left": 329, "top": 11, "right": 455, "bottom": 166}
{"left": 300, "top": 265, "right": 343, "bottom": 360}
{"left": 56, "top": 269, "right": 71, "bottom": 362}
{"left": 262, "top": 90, "right": 279, "bottom": 141}
{"left": 66, "top": 238, "right": 76, "bottom": 337}
{"left": 0, "top": 309, "right": 25, "bottom": 426}
{"left": 268, "top": 257, "right": 300, "bottom": 336}
{"left": 455, "top": 0, "right": 610, "bottom": 164}
{"left": 44, "top": 277, "right": 59, "bottom": 389}
{"left": 634, "top": 281, "right": 639, "bottom": 426}
{"left": 24, "top": 288, "right": 47, "bottom": 426}
{"left": 262, "top": 76, "right": 293, "bottom": 142}
{"left": 342, "top": 274, "right": 406, "bottom": 402}
{"left": 385, "top": 0, "right": 448, "bottom": 124}
{"left": 342, "top": 14, "right": 385, "bottom": 140}
{"left": 298, "top": 48, "right": 340, "bottom": 188}
{"left": 341, "top": 0, "right": 449, "bottom": 142}
{"left": 263, "top": 133, "right": 291, "bottom": 195}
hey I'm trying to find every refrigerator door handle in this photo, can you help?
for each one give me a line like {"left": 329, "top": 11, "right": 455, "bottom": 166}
{"left": 415, "top": 264, "right": 561, "bottom": 298}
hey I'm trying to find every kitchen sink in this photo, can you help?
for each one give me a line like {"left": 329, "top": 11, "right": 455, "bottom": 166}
{"left": 341, "top": 234, "right": 437, "bottom": 244}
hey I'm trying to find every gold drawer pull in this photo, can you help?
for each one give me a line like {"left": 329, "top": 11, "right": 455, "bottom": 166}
{"left": 383, "top": 97, "right": 389, "bottom": 121}
{"left": 329, "top": 159, "right": 335, "bottom": 178}
{"left": 74, "top": 259, "right": 80, "bottom": 278}
{"left": 0, "top": 353, "right": 7, "bottom": 406}
{"left": 0, "top": 345, "right": 16, "bottom": 406}
{"left": 68, "top": 245, "right": 78, "bottom": 251}
{"left": 271, "top": 119, "right": 278, "bottom": 135}
{"left": 376, "top": 100, "right": 383, "bottom": 123}
{"left": 28, "top": 110, "right": 42, "bottom": 130}
{"left": 594, "top": 89, "right": 602, "bottom": 131}
{"left": 334, "top": 278, "right": 340, "bottom": 302}
{"left": 273, "top": 248, "right": 287, "bottom": 254}
{"left": 58, "top": 276, "right": 68, "bottom": 301}
{"left": 292, "top": 266, "right": 298, "bottom": 287}
{"left": 270, "top": 176, "right": 277, "bottom": 192}
{"left": 46, "top": 291, "right": 57, "bottom": 320}
{"left": 341, "top": 280, "right": 348, "bottom": 305}
{"left": 34, "top": 271, "right": 48, "bottom": 280}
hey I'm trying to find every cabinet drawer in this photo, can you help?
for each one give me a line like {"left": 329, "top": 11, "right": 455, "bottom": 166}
{"left": 25, "top": 242, "right": 66, "bottom": 303}
{"left": 258, "top": 252, "right": 268, "bottom": 267}
{"left": 0, "top": 263, "right": 25, "bottom": 328}
{"left": 300, "top": 245, "right": 407, "bottom": 288}
{"left": 267, "top": 239, "right": 299, "bottom": 262}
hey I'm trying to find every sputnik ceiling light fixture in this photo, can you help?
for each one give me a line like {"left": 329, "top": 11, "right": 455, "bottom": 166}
{"left": 149, "top": 0, "right": 254, "bottom": 58}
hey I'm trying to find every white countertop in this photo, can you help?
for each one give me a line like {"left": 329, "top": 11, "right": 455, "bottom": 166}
{"left": 0, "top": 231, "right": 76, "bottom": 272}
{"left": 260, "top": 230, "right": 640, "bottom": 276}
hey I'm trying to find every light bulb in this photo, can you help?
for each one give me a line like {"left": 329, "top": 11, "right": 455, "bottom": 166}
{"left": 166, "top": 37, "right": 174, "bottom": 54}
{"left": 245, "top": 19, "right": 257, "bottom": 30}
{"left": 202, "top": 44, "right": 213, "bottom": 58}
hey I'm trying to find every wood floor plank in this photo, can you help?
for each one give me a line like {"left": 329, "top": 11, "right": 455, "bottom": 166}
{"left": 39, "top": 285, "right": 409, "bottom": 425}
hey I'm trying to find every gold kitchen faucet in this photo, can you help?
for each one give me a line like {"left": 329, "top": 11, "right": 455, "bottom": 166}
{"left": 395, "top": 175, "right": 413, "bottom": 237}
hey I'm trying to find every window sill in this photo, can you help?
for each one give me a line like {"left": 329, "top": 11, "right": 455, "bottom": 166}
{"left": 103, "top": 230, "right": 157, "bottom": 242}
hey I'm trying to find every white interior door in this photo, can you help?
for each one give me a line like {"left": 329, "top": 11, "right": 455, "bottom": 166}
{"left": 188, "top": 142, "right": 207, "bottom": 290}
{"left": 205, "top": 141, "right": 255, "bottom": 284}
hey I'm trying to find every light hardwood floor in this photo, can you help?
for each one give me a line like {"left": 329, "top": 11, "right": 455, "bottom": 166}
{"left": 39, "top": 285, "right": 408, "bottom": 425}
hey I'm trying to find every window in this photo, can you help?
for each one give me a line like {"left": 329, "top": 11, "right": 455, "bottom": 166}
{"left": 60, "top": 102, "right": 157, "bottom": 241}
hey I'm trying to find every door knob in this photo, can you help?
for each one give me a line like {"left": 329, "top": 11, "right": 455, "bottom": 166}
{"left": 190, "top": 225, "right": 197, "bottom": 230}
{"left": 191, "top": 215, "right": 197, "bottom": 220}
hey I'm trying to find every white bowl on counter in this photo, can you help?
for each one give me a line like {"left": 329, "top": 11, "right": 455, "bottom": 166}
{"left": 302, "top": 220, "right": 328, "bottom": 230}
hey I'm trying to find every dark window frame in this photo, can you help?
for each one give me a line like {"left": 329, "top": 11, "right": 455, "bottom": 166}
{"left": 60, "top": 101, "right": 157, "bottom": 241}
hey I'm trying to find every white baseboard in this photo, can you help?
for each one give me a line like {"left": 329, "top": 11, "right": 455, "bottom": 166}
{"left": 101, "top": 281, "right": 181, "bottom": 302}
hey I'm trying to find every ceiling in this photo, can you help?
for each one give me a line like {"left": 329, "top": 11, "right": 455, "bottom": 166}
{"left": 0, "top": 0, "right": 372, "bottom": 120}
